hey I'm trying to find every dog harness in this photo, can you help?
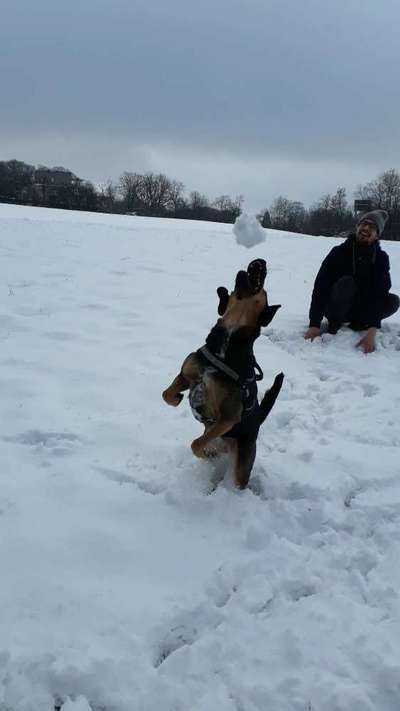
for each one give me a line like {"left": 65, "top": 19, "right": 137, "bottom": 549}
{"left": 198, "top": 345, "right": 263, "bottom": 419}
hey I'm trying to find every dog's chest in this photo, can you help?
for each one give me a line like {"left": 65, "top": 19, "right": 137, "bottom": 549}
{"left": 189, "top": 372, "right": 216, "bottom": 425}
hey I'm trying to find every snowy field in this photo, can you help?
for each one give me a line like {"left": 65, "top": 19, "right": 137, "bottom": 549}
{"left": 1, "top": 203, "right": 400, "bottom": 711}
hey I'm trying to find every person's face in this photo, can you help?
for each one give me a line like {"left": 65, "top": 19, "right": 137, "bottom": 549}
{"left": 355, "top": 220, "right": 379, "bottom": 247}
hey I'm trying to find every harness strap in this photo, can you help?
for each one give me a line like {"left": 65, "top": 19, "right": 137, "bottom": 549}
{"left": 199, "top": 346, "right": 240, "bottom": 382}
{"left": 200, "top": 346, "right": 262, "bottom": 422}
{"left": 200, "top": 346, "right": 264, "bottom": 385}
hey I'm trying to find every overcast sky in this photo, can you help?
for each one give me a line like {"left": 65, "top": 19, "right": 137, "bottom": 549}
{"left": 1, "top": 0, "right": 400, "bottom": 211}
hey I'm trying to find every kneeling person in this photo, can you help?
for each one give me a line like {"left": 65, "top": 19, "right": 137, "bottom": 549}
{"left": 304, "top": 210, "right": 399, "bottom": 353}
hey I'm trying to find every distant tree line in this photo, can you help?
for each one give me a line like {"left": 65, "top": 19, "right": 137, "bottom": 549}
{"left": 0, "top": 160, "right": 242, "bottom": 224}
{"left": 260, "top": 187, "right": 354, "bottom": 236}
{"left": 260, "top": 170, "right": 400, "bottom": 240}
{"left": 1, "top": 159, "right": 400, "bottom": 239}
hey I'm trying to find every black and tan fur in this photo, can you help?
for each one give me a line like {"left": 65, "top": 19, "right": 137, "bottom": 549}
{"left": 163, "top": 260, "right": 284, "bottom": 489}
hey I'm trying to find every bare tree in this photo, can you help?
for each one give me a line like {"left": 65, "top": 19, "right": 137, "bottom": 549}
{"left": 118, "top": 172, "right": 143, "bottom": 212}
{"left": 212, "top": 194, "right": 243, "bottom": 221}
{"left": 98, "top": 180, "right": 118, "bottom": 212}
{"left": 213, "top": 195, "right": 233, "bottom": 211}
{"left": 355, "top": 169, "right": 400, "bottom": 240}
{"left": 189, "top": 191, "right": 209, "bottom": 211}
{"left": 138, "top": 173, "right": 168, "bottom": 213}
{"left": 270, "top": 196, "right": 306, "bottom": 233}
{"left": 119, "top": 172, "right": 184, "bottom": 214}
{"left": 168, "top": 179, "right": 185, "bottom": 212}
{"left": 308, "top": 187, "right": 353, "bottom": 236}
{"left": 355, "top": 169, "right": 400, "bottom": 212}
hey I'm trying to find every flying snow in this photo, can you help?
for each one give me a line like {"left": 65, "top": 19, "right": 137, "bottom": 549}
{"left": 233, "top": 213, "right": 266, "bottom": 248}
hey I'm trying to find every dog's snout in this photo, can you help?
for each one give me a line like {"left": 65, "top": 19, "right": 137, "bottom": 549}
{"left": 247, "top": 258, "right": 267, "bottom": 293}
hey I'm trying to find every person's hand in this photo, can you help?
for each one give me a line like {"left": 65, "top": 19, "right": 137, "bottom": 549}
{"left": 356, "top": 327, "right": 376, "bottom": 354}
{"left": 304, "top": 326, "right": 321, "bottom": 341}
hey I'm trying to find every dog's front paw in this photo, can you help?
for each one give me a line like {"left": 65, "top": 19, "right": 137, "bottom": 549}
{"left": 191, "top": 437, "right": 208, "bottom": 459}
{"left": 204, "top": 446, "right": 219, "bottom": 460}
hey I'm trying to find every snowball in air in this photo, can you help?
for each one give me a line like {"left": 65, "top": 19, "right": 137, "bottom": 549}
{"left": 233, "top": 213, "right": 266, "bottom": 249}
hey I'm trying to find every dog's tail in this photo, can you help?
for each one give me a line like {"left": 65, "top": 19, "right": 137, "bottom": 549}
{"left": 258, "top": 372, "right": 284, "bottom": 426}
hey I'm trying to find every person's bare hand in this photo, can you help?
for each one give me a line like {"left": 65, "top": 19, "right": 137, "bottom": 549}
{"left": 356, "top": 328, "right": 376, "bottom": 354}
{"left": 304, "top": 326, "right": 321, "bottom": 341}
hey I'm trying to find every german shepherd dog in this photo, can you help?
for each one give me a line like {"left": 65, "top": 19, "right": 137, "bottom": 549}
{"left": 162, "top": 259, "right": 284, "bottom": 489}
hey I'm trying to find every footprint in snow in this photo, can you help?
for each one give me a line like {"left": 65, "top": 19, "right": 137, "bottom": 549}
{"left": 380, "top": 330, "right": 400, "bottom": 351}
{"left": 360, "top": 382, "right": 379, "bottom": 398}
{"left": 153, "top": 606, "right": 224, "bottom": 667}
{"left": 95, "top": 465, "right": 165, "bottom": 495}
{"left": 4, "top": 430, "right": 81, "bottom": 456}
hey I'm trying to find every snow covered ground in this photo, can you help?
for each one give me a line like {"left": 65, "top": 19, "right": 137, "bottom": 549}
{"left": 1, "top": 203, "right": 400, "bottom": 711}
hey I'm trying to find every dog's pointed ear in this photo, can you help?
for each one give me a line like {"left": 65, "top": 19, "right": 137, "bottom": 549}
{"left": 259, "top": 304, "right": 281, "bottom": 326}
{"left": 234, "top": 270, "right": 249, "bottom": 293}
{"left": 217, "top": 286, "right": 229, "bottom": 315}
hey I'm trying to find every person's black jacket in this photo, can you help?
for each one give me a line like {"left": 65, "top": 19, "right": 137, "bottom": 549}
{"left": 309, "top": 234, "right": 391, "bottom": 328}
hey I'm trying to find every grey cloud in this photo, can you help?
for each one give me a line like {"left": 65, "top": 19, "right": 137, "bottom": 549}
{"left": 1, "top": 0, "right": 399, "bottom": 204}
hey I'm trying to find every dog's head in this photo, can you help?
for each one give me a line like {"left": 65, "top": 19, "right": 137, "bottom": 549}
{"left": 217, "top": 259, "right": 280, "bottom": 330}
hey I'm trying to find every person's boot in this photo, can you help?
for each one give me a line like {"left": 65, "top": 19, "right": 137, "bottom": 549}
{"left": 327, "top": 320, "right": 341, "bottom": 335}
{"left": 349, "top": 321, "right": 368, "bottom": 331}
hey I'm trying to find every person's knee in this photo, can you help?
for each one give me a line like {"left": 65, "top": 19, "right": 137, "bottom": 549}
{"left": 390, "top": 293, "right": 400, "bottom": 314}
{"left": 381, "top": 293, "right": 400, "bottom": 321}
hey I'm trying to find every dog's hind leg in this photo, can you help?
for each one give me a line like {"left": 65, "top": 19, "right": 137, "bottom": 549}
{"left": 234, "top": 438, "right": 257, "bottom": 490}
{"left": 162, "top": 373, "right": 189, "bottom": 407}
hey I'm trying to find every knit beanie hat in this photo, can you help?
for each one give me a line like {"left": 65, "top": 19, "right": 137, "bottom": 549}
{"left": 357, "top": 209, "right": 388, "bottom": 237}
